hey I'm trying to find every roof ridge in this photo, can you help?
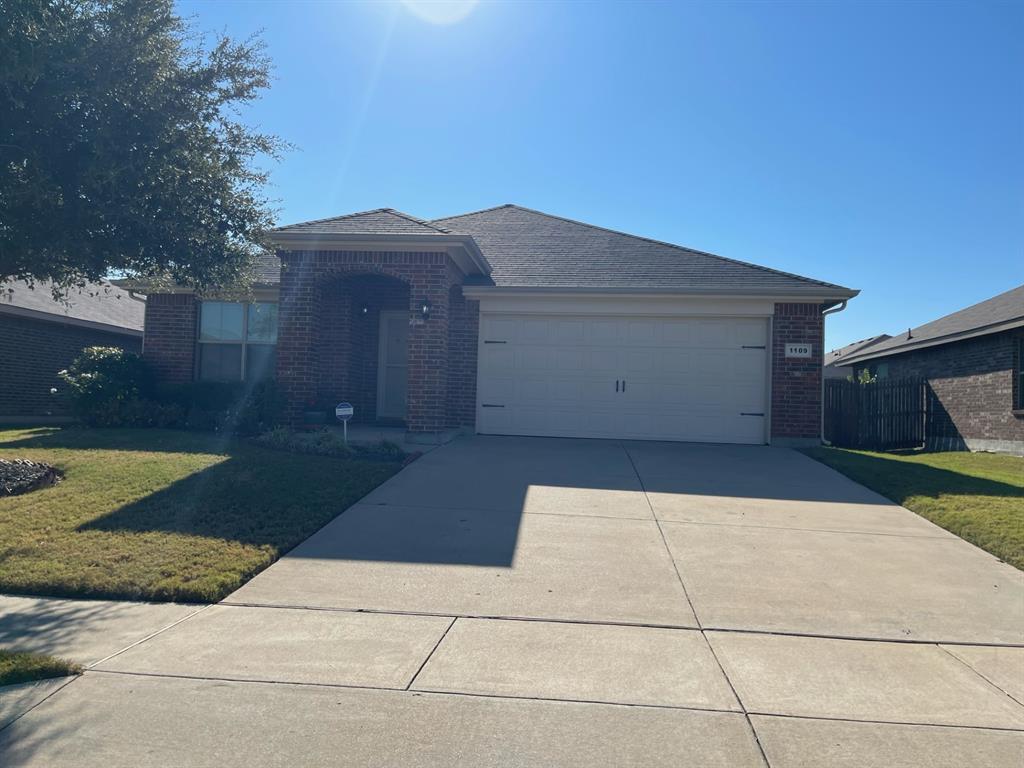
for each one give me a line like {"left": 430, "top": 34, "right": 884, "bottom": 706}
{"left": 439, "top": 204, "right": 847, "bottom": 291}
{"left": 430, "top": 203, "right": 515, "bottom": 224}
{"left": 384, "top": 208, "right": 452, "bottom": 233}
{"left": 273, "top": 208, "right": 394, "bottom": 230}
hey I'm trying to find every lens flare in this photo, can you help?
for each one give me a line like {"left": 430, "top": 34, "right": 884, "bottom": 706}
{"left": 401, "top": 0, "right": 478, "bottom": 25}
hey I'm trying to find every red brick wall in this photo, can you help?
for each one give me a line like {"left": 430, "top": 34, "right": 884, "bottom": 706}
{"left": 276, "top": 250, "right": 469, "bottom": 433}
{"left": 0, "top": 315, "right": 141, "bottom": 419}
{"left": 771, "top": 302, "right": 824, "bottom": 441}
{"left": 142, "top": 293, "right": 196, "bottom": 383}
{"left": 316, "top": 275, "right": 409, "bottom": 422}
{"left": 853, "top": 330, "right": 1024, "bottom": 450}
{"left": 446, "top": 284, "right": 479, "bottom": 429}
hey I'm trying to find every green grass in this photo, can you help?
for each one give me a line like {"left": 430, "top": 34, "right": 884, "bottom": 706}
{"left": 802, "top": 447, "right": 1024, "bottom": 570}
{"left": 0, "top": 427, "right": 401, "bottom": 602}
{"left": 0, "top": 649, "right": 82, "bottom": 686}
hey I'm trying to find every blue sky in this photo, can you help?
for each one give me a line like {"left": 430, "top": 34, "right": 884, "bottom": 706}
{"left": 178, "top": 0, "right": 1022, "bottom": 350}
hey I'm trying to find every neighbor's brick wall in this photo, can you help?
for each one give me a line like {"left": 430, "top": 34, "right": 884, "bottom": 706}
{"left": 0, "top": 315, "right": 141, "bottom": 418}
{"left": 446, "top": 284, "right": 479, "bottom": 429}
{"left": 276, "top": 250, "right": 468, "bottom": 433}
{"left": 142, "top": 293, "right": 197, "bottom": 383}
{"left": 771, "top": 303, "right": 824, "bottom": 441}
{"left": 853, "top": 330, "right": 1024, "bottom": 449}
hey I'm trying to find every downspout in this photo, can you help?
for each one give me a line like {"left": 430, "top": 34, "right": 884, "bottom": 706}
{"left": 820, "top": 300, "right": 849, "bottom": 444}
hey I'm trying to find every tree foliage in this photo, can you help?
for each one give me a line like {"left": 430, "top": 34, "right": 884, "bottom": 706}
{"left": 0, "top": 0, "right": 284, "bottom": 292}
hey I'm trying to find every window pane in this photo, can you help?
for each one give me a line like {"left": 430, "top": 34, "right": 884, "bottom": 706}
{"left": 200, "top": 302, "right": 244, "bottom": 342}
{"left": 245, "top": 344, "right": 276, "bottom": 381}
{"left": 247, "top": 303, "right": 278, "bottom": 343}
{"left": 199, "top": 344, "right": 242, "bottom": 381}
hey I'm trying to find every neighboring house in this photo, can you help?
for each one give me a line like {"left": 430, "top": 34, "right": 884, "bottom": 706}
{"left": 135, "top": 204, "right": 858, "bottom": 446}
{"left": 0, "top": 279, "right": 145, "bottom": 422}
{"left": 823, "top": 334, "right": 891, "bottom": 379}
{"left": 842, "top": 284, "right": 1024, "bottom": 456}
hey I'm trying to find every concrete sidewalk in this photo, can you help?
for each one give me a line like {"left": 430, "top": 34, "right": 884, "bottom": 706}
{"left": 2, "top": 437, "right": 1022, "bottom": 766}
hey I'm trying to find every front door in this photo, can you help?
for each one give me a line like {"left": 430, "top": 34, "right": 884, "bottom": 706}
{"left": 377, "top": 311, "right": 409, "bottom": 419}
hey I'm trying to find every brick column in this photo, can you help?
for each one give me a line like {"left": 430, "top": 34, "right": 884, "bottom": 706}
{"left": 275, "top": 253, "right": 318, "bottom": 424}
{"left": 142, "top": 293, "right": 196, "bottom": 383}
{"left": 405, "top": 269, "right": 452, "bottom": 434}
{"left": 771, "top": 302, "right": 824, "bottom": 444}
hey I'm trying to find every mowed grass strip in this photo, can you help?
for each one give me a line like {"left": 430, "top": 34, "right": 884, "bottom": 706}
{"left": 803, "top": 447, "right": 1024, "bottom": 570}
{"left": 0, "top": 428, "right": 400, "bottom": 602}
{"left": 0, "top": 649, "right": 82, "bottom": 687}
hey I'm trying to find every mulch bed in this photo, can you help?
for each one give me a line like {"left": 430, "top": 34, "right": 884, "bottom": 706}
{"left": 0, "top": 459, "right": 62, "bottom": 496}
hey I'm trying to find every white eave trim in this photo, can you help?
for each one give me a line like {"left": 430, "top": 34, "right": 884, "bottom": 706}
{"left": 841, "top": 316, "right": 1024, "bottom": 366}
{"left": 0, "top": 303, "right": 143, "bottom": 337}
{"left": 268, "top": 232, "right": 492, "bottom": 277}
{"left": 462, "top": 285, "right": 859, "bottom": 302}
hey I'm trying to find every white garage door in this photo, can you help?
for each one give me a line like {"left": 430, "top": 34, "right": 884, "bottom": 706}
{"left": 477, "top": 314, "right": 769, "bottom": 444}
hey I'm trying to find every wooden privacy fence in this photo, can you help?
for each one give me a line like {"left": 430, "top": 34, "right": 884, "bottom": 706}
{"left": 823, "top": 378, "right": 927, "bottom": 450}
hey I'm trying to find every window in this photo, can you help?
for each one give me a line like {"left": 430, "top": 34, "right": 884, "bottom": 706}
{"left": 875, "top": 363, "right": 889, "bottom": 380}
{"left": 198, "top": 301, "right": 278, "bottom": 381}
{"left": 1016, "top": 338, "right": 1024, "bottom": 410}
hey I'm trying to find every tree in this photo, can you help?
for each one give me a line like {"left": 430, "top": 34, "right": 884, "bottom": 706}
{"left": 0, "top": 0, "right": 285, "bottom": 292}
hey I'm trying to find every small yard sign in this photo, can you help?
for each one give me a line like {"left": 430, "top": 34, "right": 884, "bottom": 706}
{"left": 335, "top": 402, "right": 354, "bottom": 421}
{"left": 785, "top": 343, "right": 813, "bottom": 358}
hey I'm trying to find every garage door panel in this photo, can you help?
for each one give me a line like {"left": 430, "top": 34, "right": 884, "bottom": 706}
{"left": 478, "top": 314, "right": 769, "bottom": 445}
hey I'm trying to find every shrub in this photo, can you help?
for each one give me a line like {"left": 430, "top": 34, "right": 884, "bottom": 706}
{"left": 252, "top": 428, "right": 406, "bottom": 462}
{"left": 58, "top": 347, "right": 154, "bottom": 426}
{"left": 157, "top": 379, "right": 285, "bottom": 435}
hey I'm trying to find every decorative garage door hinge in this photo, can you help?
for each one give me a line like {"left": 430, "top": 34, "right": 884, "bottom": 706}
{"left": 740, "top": 412, "right": 765, "bottom": 417}
{"left": 741, "top": 345, "right": 767, "bottom": 349}
{"left": 481, "top": 403, "right": 505, "bottom": 408}
{"left": 483, "top": 340, "right": 507, "bottom": 344}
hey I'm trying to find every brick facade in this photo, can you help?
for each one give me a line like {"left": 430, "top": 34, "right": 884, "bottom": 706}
{"left": 771, "top": 302, "right": 825, "bottom": 443}
{"left": 0, "top": 315, "right": 141, "bottom": 419}
{"left": 275, "top": 250, "right": 471, "bottom": 434}
{"left": 853, "top": 330, "right": 1024, "bottom": 454}
{"left": 142, "top": 293, "right": 197, "bottom": 383}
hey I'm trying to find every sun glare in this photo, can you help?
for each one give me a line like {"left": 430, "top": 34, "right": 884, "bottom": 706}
{"left": 401, "top": 0, "right": 478, "bottom": 25}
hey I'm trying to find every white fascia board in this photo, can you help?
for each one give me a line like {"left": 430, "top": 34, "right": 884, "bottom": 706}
{"left": 840, "top": 317, "right": 1024, "bottom": 366}
{"left": 471, "top": 292, "right": 778, "bottom": 317}
{"left": 269, "top": 233, "right": 492, "bottom": 276}
{"left": 462, "top": 285, "right": 858, "bottom": 302}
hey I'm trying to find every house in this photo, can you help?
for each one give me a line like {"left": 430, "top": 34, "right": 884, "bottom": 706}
{"left": 823, "top": 334, "right": 891, "bottom": 379}
{"left": 841, "top": 284, "right": 1024, "bottom": 456}
{"left": 138, "top": 204, "right": 858, "bottom": 446}
{"left": 0, "top": 279, "right": 145, "bottom": 422}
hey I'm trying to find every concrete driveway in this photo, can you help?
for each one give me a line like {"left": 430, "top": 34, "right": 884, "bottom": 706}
{"left": 2, "top": 436, "right": 1022, "bottom": 766}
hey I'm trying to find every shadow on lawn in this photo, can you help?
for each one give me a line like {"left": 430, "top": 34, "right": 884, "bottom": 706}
{"left": 0, "top": 426, "right": 236, "bottom": 455}
{"left": 803, "top": 448, "right": 1024, "bottom": 504}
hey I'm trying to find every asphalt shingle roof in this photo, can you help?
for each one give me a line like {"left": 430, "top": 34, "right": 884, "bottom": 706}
{"left": 824, "top": 335, "right": 891, "bottom": 368}
{"left": 263, "top": 203, "right": 856, "bottom": 295}
{"left": 273, "top": 208, "right": 451, "bottom": 236}
{"left": 842, "top": 284, "right": 1024, "bottom": 364}
{"left": 432, "top": 204, "right": 852, "bottom": 293}
{"left": 0, "top": 279, "right": 144, "bottom": 332}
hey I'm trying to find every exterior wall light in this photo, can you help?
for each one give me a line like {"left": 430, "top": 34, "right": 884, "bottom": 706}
{"left": 420, "top": 299, "right": 432, "bottom": 319}
{"left": 359, "top": 304, "right": 369, "bottom": 315}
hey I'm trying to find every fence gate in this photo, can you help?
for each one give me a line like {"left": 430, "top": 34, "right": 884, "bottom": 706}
{"left": 823, "top": 378, "right": 926, "bottom": 450}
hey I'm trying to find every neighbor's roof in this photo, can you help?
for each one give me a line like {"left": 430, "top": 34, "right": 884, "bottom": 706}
{"left": 431, "top": 204, "right": 854, "bottom": 295}
{"left": 842, "top": 284, "right": 1024, "bottom": 366}
{"left": 824, "top": 335, "right": 892, "bottom": 368}
{"left": 273, "top": 208, "right": 451, "bottom": 236}
{"left": 0, "top": 279, "right": 144, "bottom": 335}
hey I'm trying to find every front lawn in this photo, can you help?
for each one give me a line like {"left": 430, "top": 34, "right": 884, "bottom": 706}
{"left": 0, "top": 428, "right": 401, "bottom": 602}
{"left": 0, "top": 650, "right": 82, "bottom": 687}
{"left": 802, "top": 447, "right": 1024, "bottom": 570}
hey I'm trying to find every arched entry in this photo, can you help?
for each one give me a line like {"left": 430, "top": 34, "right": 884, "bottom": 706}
{"left": 316, "top": 273, "right": 411, "bottom": 424}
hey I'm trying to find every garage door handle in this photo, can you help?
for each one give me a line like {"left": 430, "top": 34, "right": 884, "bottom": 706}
{"left": 615, "top": 380, "right": 619, "bottom": 392}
